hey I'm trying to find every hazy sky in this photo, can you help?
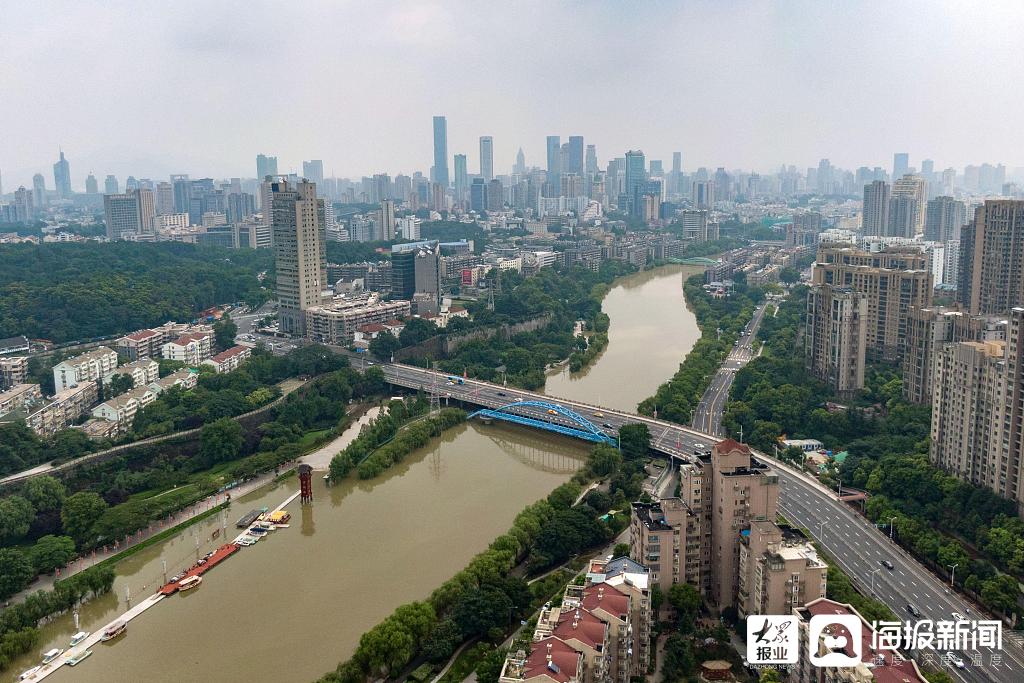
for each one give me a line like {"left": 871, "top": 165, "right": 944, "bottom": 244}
{"left": 2, "top": 1, "right": 1023, "bottom": 189}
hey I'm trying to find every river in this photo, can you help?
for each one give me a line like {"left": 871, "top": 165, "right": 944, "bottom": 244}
{"left": 543, "top": 264, "right": 704, "bottom": 412}
{"left": 12, "top": 264, "right": 702, "bottom": 682}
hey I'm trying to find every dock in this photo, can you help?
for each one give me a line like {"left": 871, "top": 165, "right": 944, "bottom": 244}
{"left": 158, "top": 543, "right": 239, "bottom": 596}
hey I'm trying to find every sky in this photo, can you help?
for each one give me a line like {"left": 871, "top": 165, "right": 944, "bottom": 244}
{"left": 2, "top": 0, "right": 1023, "bottom": 190}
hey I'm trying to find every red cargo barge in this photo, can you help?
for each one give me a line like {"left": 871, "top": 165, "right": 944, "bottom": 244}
{"left": 158, "top": 543, "right": 239, "bottom": 596}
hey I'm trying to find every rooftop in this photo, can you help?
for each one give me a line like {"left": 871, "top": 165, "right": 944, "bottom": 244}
{"left": 506, "top": 637, "right": 580, "bottom": 683}
{"left": 551, "top": 607, "right": 606, "bottom": 651}
{"left": 209, "top": 345, "right": 249, "bottom": 363}
{"left": 123, "top": 329, "right": 160, "bottom": 342}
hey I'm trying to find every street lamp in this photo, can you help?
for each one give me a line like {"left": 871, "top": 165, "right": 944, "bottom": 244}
{"left": 870, "top": 568, "right": 882, "bottom": 595}
{"left": 818, "top": 521, "right": 827, "bottom": 542}
{"left": 837, "top": 478, "right": 842, "bottom": 498}
{"left": 949, "top": 563, "right": 958, "bottom": 588}
{"left": 889, "top": 517, "right": 897, "bottom": 541}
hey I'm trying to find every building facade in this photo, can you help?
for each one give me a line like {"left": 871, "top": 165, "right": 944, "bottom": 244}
{"left": 804, "top": 285, "right": 867, "bottom": 396}
{"left": 272, "top": 179, "right": 327, "bottom": 335}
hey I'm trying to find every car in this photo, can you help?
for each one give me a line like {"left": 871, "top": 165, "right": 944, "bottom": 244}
{"left": 497, "top": 391, "right": 506, "bottom": 397}
{"left": 602, "top": 422, "right": 613, "bottom": 428}
{"left": 881, "top": 559, "right": 894, "bottom": 570}
{"left": 951, "top": 612, "right": 965, "bottom": 621}
{"left": 906, "top": 604, "right": 921, "bottom": 618}
{"left": 593, "top": 411, "right": 604, "bottom": 418}
{"left": 946, "top": 652, "right": 965, "bottom": 669}
{"left": 547, "top": 409, "right": 558, "bottom": 415}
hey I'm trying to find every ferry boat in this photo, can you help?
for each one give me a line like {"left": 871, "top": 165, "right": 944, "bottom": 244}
{"left": 19, "top": 665, "right": 42, "bottom": 680}
{"left": 267, "top": 510, "right": 290, "bottom": 524}
{"left": 41, "top": 648, "right": 64, "bottom": 664}
{"left": 178, "top": 575, "right": 202, "bottom": 592}
{"left": 69, "top": 631, "right": 90, "bottom": 647}
{"left": 101, "top": 621, "right": 127, "bottom": 641}
{"left": 66, "top": 650, "right": 93, "bottom": 666}
{"left": 235, "top": 509, "right": 263, "bottom": 528}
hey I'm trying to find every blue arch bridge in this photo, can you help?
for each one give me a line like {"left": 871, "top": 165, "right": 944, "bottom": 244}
{"left": 468, "top": 401, "right": 618, "bottom": 446}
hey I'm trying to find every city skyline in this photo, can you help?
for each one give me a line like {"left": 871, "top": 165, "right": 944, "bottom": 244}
{"left": 3, "top": 1, "right": 1024, "bottom": 185}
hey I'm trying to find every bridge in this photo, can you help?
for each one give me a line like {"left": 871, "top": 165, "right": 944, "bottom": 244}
{"left": 469, "top": 401, "right": 618, "bottom": 445}
{"left": 669, "top": 256, "right": 719, "bottom": 266}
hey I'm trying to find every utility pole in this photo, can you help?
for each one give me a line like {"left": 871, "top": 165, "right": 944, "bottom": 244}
{"left": 949, "top": 563, "right": 958, "bottom": 588}
{"left": 870, "top": 568, "right": 881, "bottom": 594}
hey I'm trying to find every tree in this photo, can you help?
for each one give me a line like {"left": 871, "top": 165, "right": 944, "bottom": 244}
{"left": 451, "top": 586, "right": 514, "bottom": 637}
{"left": 587, "top": 444, "right": 622, "bottom": 477}
{"left": 61, "top": 491, "right": 108, "bottom": 546}
{"left": 618, "top": 423, "right": 650, "bottom": 460}
{"left": 399, "top": 318, "right": 439, "bottom": 347}
{"left": 779, "top": 267, "right": 800, "bottom": 284}
{"left": 369, "top": 332, "right": 402, "bottom": 360}
{"left": 198, "top": 417, "right": 244, "bottom": 466}
{"left": 0, "top": 548, "right": 35, "bottom": 599}
{"left": 29, "top": 535, "right": 77, "bottom": 574}
{"left": 421, "top": 619, "right": 462, "bottom": 662}
{"left": 547, "top": 482, "right": 582, "bottom": 510}
{"left": 759, "top": 669, "right": 784, "bottom": 683}
{"left": 612, "top": 542, "right": 631, "bottom": 558}
{"left": 22, "top": 475, "right": 66, "bottom": 513}
{"left": 668, "top": 583, "right": 702, "bottom": 632}
{"left": 105, "top": 373, "right": 134, "bottom": 399}
{"left": 214, "top": 314, "right": 238, "bottom": 351}
{"left": 475, "top": 647, "right": 509, "bottom": 683}
{"left": 0, "top": 495, "right": 35, "bottom": 544}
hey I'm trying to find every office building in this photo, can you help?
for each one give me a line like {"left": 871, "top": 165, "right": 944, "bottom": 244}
{"left": 391, "top": 241, "right": 441, "bottom": 305}
{"left": 924, "top": 196, "right": 967, "bottom": 243}
{"left": 85, "top": 173, "right": 99, "bottom": 195}
{"left": 432, "top": 116, "right": 449, "bottom": 187}
{"left": 514, "top": 147, "right": 526, "bottom": 175}
{"left": 453, "top": 154, "right": 468, "bottom": 204}
{"left": 479, "top": 136, "right": 493, "bottom": 181}
{"left": 692, "top": 179, "right": 715, "bottom": 209}
{"left": 566, "top": 135, "right": 584, "bottom": 176}
{"left": 272, "top": 179, "right": 327, "bottom": 335}
{"left": 958, "top": 200, "right": 1024, "bottom": 316}
{"left": 302, "top": 160, "right": 324, "bottom": 191}
{"left": 32, "top": 173, "right": 46, "bottom": 210}
{"left": 811, "top": 246, "right": 933, "bottom": 360}
{"left": 53, "top": 150, "right": 71, "bottom": 199}
{"left": 13, "top": 187, "right": 33, "bottom": 222}
{"left": 378, "top": 199, "right": 396, "bottom": 241}
{"left": 104, "top": 188, "right": 155, "bottom": 240}
{"left": 470, "top": 178, "right": 487, "bottom": 213}
{"left": 546, "top": 135, "right": 561, "bottom": 188}
{"left": 487, "top": 178, "right": 504, "bottom": 212}
{"left": 103, "top": 174, "right": 118, "bottom": 195}
{"left": 53, "top": 346, "right": 118, "bottom": 392}
{"left": 861, "top": 180, "right": 889, "bottom": 236}
{"left": 256, "top": 153, "right": 278, "bottom": 180}
{"left": 622, "top": 150, "right": 646, "bottom": 217}
{"left": 893, "top": 152, "right": 909, "bottom": 181}
{"left": 804, "top": 284, "right": 868, "bottom": 395}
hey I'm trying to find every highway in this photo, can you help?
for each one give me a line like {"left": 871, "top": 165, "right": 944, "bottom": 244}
{"left": 378, "top": 361, "right": 1024, "bottom": 682}
{"left": 691, "top": 300, "right": 769, "bottom": 435}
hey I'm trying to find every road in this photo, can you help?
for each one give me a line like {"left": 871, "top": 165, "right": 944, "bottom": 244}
{"left": 378, "top": 362, "right": 1024, "bottom": 683}
{"left": 691, "top": 301, "right": 769, "bottom": 435}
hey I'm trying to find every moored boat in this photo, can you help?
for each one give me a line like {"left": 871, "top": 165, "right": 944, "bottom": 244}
{"left": 19, "top": 665, "right": 42, "bottom": 680}
{"left": 41, "top": 648, "right": 63, "bottom": 664}
{"left": 235, "top": 509, "right": 262, "bottom": 528}
{"left": 101, "top": 621, "right": 126, "bottom": 641}
{"left": 178, "top": 575, "right": 202, "bottom": 591}
{"left": 69, "top": 631, "right": 89, "bottom": 647}
{"left": 66, "top": 650, "right": 93, "bottom": 666}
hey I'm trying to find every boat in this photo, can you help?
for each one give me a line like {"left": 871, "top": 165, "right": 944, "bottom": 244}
{"left": 267, "top": 510, "right": 290, "bottom": 524}
{"left": 235, "top": 509, "right": 262, "bottom": 528}
{"left": 41, "top": 648, "right": 64, "bottom": 664}
{"left": 235, "top": 536, "right": 256, "bottom": 546}
{"left": 247, "top": 526, "right": 268, "bottom": 535}
{"left": 178, "top": 575, "right": 202, "bottom": 592}
{"left": 19, "top": 665, "right": 42, "bottom": 680}
{"left": 69, "top": 631, "right": 90, "bottom": 647}
{"left": 101, "top": 621, "right": 127, "bottom": 641}
{"left": 66, "top": 650, "right": 93, "bottom": 666}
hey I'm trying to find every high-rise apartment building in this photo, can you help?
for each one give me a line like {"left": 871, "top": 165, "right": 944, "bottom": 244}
{"left": 886, "top": 195, "right": 917, "bottom": 238}
{"left": 892, "top": 174, "right": 927, "bottom": 234}
{"left": 272, "top": 179, "right": 326, "bottom": 335}
{"left": 958, "top": 200, "right": 1024, "bottom": 316}
{"left": 811, "top": 246, "right": 933, "bottom": 360}
{"left": 53, "top": 150, "right": 71, "bottom": 199}
{"left": 13, "top": 187, "right": 33, "bottom": 223}
{"left": 256, "top": 154, "right": 278, "bottom": 180}
{"left": 861, "top": 180, "right": 890, "bottom": 236}
{"left": 692, "top": 179, "right": 715, "bottom": 210}
{"left": 736, "top": 520, "right": 827, "bottom": 620}
{"left": 804, "top": 284, "right": 868, "bottom": 395}
{"left": 924, "top": 196, "right": 967, "bottom": 243}
{"left": 432, "top": 116, "right": 449, "bottom": 187}
{"left": 478, "top": 136, "right": 493, "bottom": 181}
{"left": 379, "top": 199, "right": 396, "bottom": 241}
{"left": 630, "top": 498, "right": 701, "bottom": 592}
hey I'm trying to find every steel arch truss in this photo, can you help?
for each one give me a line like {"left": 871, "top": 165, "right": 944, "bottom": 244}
{"left": 469, "top": 401, "right": 617, "bottom": 445}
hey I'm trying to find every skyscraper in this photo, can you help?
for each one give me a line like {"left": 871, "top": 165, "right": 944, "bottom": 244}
{"left": 453, "top": 154, "right": 468, "bottom": 204}
{"left": 302, "top": 160, "right": 324, "bottom": 191}
{"left": 514, "top": 148, "right": 526, "bottom": 175}
{"left": 862, "top": 180, "right": 890, "bottom": 236}
{"left": 272, "top": 179, "right": 326, "bottom": 335}
{"left": 432, "top": 116, "right": 449, "bottom": 187}
{"left": 32, "top": 173, "right": 46, "bottom": 210}
{"left": 958, "top": 200, "right": 1024, "bottom": 316}
{"left": 545, "top": 136, "right": 561, "bottom": 188}
{"left": 379, "top": 199, "right": 396, "bottom": 241}
{"left": 585, "top": 145, "right": 598, "bottom": 176}
{"left": 892, "top": 174, "right": 927, "bottom": 233}
{"left": 893, "top": 152, "right": 909, "bottom": 181}
{"left": 925, "top": 196, "right": 967, "bottom": 243}
{"left": 155, "top": 181, "right": 173, "bottom": 214}
{"left": 53, "top": 150, "right": 71, "bottom": 198}
{"left": 13, "top": 186, "right": 33, "bottom": 222}
{"left": 623, "top": 150, "right": 646, "bottom": 217}
{"left": 567, "top": 136, "right": 584, "bottom": 176}
{"left": 886, "top": 195, "right": 917, "bottom": 238}
{"left": 103, "top": 189, "right": 155, "bottom": 240}
{"left": 256, "top": 154, "right": 278, "bottom": 180}
{"left": 85, "top": 173, "right": 98, "bottom": 195}
{"left": 479, "top": 136, "right": 493, "bottom": 181}
{"left": 104, "top": 175, "right": 119, "bottom": 195}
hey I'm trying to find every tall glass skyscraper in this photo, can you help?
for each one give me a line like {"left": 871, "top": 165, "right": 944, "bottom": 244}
{"left": 453, "top": 154, "right": 468, "bottom": 203}
{"left": 479, "top": 136, "right": 493, "bottom": 181}
{"left": 567, "top": 136, "right": 584, "bottom": 176}
{"left": 53, "top": 150, "right": 71, "bottom": 198}
{"left": 546, "top": 136, "right": 561, "bottom": 187}
{"left": 432, "top": 116, "right": 449, "bottom": 187}
{"left": 624, "top": 150, "right": 647, "bottom": 217}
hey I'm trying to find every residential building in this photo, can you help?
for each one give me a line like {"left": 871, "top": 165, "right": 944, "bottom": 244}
{"left": 161, "top": 332, "right": 213, "bottom": 365}
{"left": 532, "top": 603, "right": 609, "bottom": 683}
{"left": 924, "top": 196, "right": 967, "bottom": 243}
{"left": 304, "top": 298, "right": 411, "bottom": 345}
{"left": 148, "top": 368, "right": 198, "bottom": 394}
{"left": 23, "top": 382, "right": 97, "bottom": 436}
{"left": 499, "top": 637, "right": 584, "bottom": 683}
{"left": 891, "top": 174, "right": 927, "bottom": 234}
{"left": 811, "top": 246, "right": 933, "bottom": 360}
{"left": 256, "top": 153, "right": 278, "bottom": 181}
{"left": 585, "top": 557, "right": 652, "bottom": 673}
{"left": 0, "top": 356, "right": 29, "bottom": 389}
{"left": 792, "top": 598, "right": 928, "bottom": 683}
{"left": 91, "top": 385, "right": 158, "bottom": 433}
{"left": 886, "top": 195, "right": 917, "bottom": 238}
{"left": 692, "top": 179, "right": 715, "bottom": 209}
{"left": 0, "top": 336, "right": 30, "bottom": 354}
{"left": 736, "top": 520, "right": 827, "bottom": 620}
{"left": 202, "top": 345, "right": 251, "bottom": 373}
{"left": 861, "top": 180, "right": 889, "bottom": 236}
{"left": 53, "top": 346, "right": 118, "bottom": 391}
{"left": 804, "top": 284, "right": 867, "bottom": 395}
{"left": 272, "top": 178, "right": 327, "bottom": 335}
{"left": 561, "top": 583, "right": 631, "bottom": 683}
{"left": 958, "top": 199, "right": 1024, "bottom": 316}
{"left": 105, "top": 358, "right": 159, "bottom": 388}
{"left": 0, "top": 383, "right": 42, "bottom": 417}
{"left": 629, "top": 498, "right": 701, "bottom": 592}
{"left": 116, "top": 328, "right": 164, "bottom": 360}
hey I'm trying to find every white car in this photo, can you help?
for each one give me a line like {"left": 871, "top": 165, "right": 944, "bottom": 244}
{"left": 951, "top": 612, "right": 965, "bottom": 621}
{"left": 946, "top": 652, "right": 965, "bottom": 669}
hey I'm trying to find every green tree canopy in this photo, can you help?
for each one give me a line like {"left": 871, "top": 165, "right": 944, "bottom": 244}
{"left": 61, "top": 491, "right": 108, "bottom": 546}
